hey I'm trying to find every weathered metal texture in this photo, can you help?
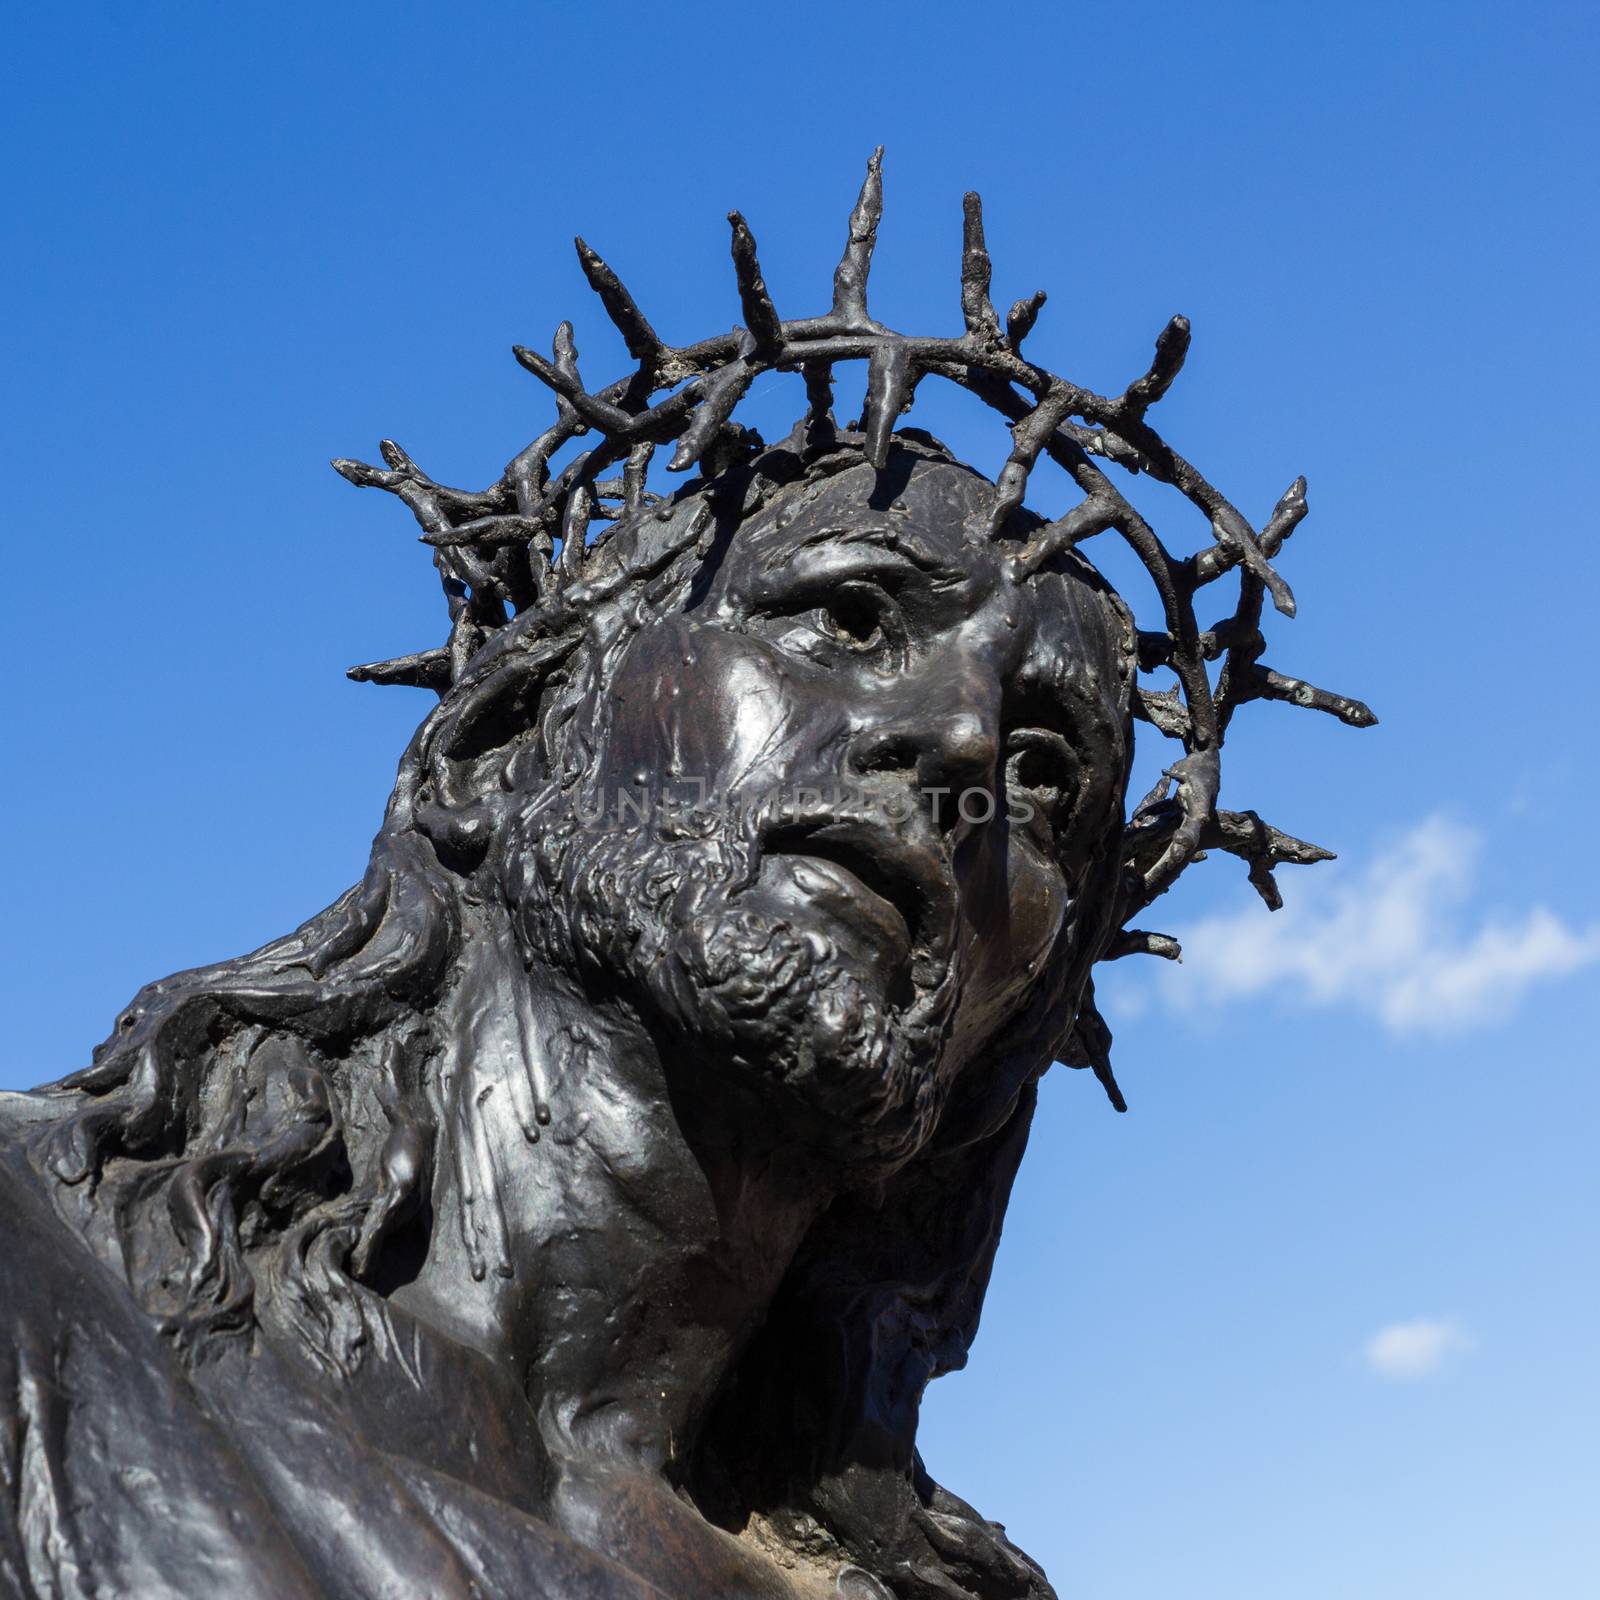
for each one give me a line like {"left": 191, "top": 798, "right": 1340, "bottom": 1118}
{"left": 0, "top": 155, "right": 1371, "bottom": 1600}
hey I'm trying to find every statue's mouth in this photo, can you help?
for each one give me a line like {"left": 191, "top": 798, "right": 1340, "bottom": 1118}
{"left": 760, "top": 810, "right": 956, "bottom": 994}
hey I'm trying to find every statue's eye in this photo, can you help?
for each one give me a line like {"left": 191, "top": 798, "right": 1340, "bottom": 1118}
{"left": 820, "top": 583, "right": 887, "bottom": 651}
{"left": 749, "top": 575, "right": 907, "bottom": 666}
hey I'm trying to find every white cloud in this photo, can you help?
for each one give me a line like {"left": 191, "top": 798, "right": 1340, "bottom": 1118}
{"left": 1364, "top": 1317, "right": 1471, "bottom": 1380}
{"left": 1127, "top": 814, "right": 1600, "bottom": 1035}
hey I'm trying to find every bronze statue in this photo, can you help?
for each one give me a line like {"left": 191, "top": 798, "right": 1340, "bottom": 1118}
{"left": 0, "top": 152, "right": 1372, "bottom": 1599}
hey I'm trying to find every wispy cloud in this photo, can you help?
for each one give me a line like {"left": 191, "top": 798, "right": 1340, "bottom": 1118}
{"left": 1116, "top": 815, "right": 1600, "bottom": 1034}
{"left": 1364, "top": 1317, "right": 1472, "bottom": 1380}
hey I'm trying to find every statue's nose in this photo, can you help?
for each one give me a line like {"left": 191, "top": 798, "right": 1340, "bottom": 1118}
{"left": 846, "top": 670, "right": 1001, "bottom": 827}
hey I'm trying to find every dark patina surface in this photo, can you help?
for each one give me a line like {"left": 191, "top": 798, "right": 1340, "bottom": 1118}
{"left": 0, "top": 155, "right": 1371, "bottom": 1599}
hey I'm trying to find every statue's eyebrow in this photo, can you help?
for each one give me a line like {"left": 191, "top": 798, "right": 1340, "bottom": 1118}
{"left": 781, "top": 522, "right": 965, "bottom": 579}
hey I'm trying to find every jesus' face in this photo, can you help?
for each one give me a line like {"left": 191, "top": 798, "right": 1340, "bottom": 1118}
{"left": 507, "top": 447, "right": 1134, "bottom": 1164}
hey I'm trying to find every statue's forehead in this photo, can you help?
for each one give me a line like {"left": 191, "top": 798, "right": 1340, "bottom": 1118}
{"left": 728, "top": 455, "right": 1002, "bottom": 578}
{"left": 698, "top": 510, "right": 1002, "bottom": 624}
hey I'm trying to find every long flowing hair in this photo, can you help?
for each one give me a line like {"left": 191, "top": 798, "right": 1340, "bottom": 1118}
{"left": 18, "top": 446, "right": 776, "bottom": 1373}
{"left": 22, "top": 588, "right": 620, "bottom": 1375}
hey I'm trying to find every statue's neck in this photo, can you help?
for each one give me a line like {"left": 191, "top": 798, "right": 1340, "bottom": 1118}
{"left": 393, "top": 910, "right": 827, "bottom": 1474}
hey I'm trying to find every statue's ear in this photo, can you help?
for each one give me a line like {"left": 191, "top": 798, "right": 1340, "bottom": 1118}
{"left": 414, "top": 645, "right": 568, "bottom": 869}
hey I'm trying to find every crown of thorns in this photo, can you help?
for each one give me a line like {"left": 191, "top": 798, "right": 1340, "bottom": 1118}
{"left": 333, "top": 149, "right": 1374, "bottom": 1107}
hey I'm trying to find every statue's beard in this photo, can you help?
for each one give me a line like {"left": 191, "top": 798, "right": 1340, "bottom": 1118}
{"left": 502, "top": 794, "right": 960, "bottom": 1156}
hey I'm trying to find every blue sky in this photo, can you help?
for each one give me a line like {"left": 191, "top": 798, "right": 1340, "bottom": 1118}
{"left": 3, "top": 4, "right": 1596, "bottom": 1594}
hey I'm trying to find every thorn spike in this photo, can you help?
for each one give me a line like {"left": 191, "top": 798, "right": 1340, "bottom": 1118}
{"left": 555, "top": 483, "right": 592, "bottom": 579}
{"left": 574, "top": 237, "right": 663, "bottom": 367}
{"left": 801, "top": 362, "right": 836, "bottom": 449}
{"left": 727, "top": 211, "right": 783, "bottom": 352}
{"left": 347, "top": 647, "right": 451, "bottom": 695}
{"left": 1260, "top": 475, "right": 1309, "bottom": 559}
{"left": 960, "top": 192, "right": 1000, "bottom": 339}
{"left": 1121, "top": 315, "right": 1192, "bottom": 413}
{"left": 831, "top": 147, "right": 884, "bottom": 326}
{"left": 861, "top": 342, "right": 914, "bottom": 468}
{"left": 332, "top": 457, "right": 381, "bottom": 487}
{"left": 1006, "top": 290, "right": 1047, "bottom": 350}
{"left": 552, "top": 320, "right": 580, "bottom": 379}
{"left": 379, "top": 439, "right": 415, "bottom": 473}
{"left": 512, "top": 345, "right": 632, "bottom": 432}
{"left": 622, "top": 442, "right": 654, "bottom": 514}
{"left": 669, "top": 362, "right": 755, "bottom": 473}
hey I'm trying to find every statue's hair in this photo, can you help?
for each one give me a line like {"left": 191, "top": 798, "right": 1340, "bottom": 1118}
{"left": 30, "top": 825, "right": 453, "bottom": 1370}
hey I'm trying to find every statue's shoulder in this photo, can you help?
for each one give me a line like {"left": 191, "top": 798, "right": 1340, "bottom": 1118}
{"left": 0, "top": 1123, "right": 669, "bottom": 1600}
{"left": 0, "top": 1124, "right": 326, "bottom": 1599}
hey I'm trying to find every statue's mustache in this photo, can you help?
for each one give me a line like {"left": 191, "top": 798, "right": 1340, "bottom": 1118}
{"left": 516, "top": 771, "right": 976, "bottom": 974}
